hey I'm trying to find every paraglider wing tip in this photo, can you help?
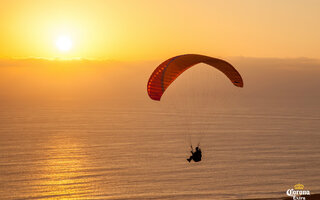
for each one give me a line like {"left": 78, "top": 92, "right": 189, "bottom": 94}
{"left": 233, "top": 81, "right": 244, "bottom": 88}
{"left": 149, "top": 95, "right": 161, "bottom": 101}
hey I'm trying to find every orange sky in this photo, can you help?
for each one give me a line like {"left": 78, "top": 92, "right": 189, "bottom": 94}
{"left": 1, "top": 0, "right": 320, "bottom": 60}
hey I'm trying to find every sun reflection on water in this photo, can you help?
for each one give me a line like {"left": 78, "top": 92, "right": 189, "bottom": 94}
{"left": 34, "top": 133, "right": 95, "bottom": 200}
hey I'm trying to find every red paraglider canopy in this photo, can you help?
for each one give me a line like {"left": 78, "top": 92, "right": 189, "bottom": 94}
{"left": 147, "top": 54, "right": 243, "bottom": 101}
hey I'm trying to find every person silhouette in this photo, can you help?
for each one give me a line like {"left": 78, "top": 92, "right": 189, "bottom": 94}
{"left": 187, "top": 146, "right": 202, "bottom": 162}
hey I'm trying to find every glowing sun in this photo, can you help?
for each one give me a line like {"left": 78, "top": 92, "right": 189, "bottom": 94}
{"left": 55, "top": 36, "right": 72, "bottom": 52}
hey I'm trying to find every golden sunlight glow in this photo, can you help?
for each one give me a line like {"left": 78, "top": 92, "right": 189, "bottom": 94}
{"left": 38, "top": 134, "right": 91, "bottom": 199}
{"left": 55, "top": 36, "right": 72, "bottom": 52}
{"left": 0, "top": 1, "right": 320, "bottom": 60}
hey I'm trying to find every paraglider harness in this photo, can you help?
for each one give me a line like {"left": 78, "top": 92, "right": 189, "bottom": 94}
{"left": 187, "top": 144, "right": 202, "bottom": 162}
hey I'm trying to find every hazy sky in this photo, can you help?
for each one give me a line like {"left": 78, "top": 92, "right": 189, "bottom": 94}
{"left": 1, "top": 0, "right": 320, "bottom": 60}
{"left": 1, "top": 1, "right": 319, "bottom": 105}
{"left": 1, "top": 57, "right": 319, "bottom": 106}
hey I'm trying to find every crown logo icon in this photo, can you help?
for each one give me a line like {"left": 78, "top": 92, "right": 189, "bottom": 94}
{"left": 294, "top": 184, "right": 304, "bottom": 190}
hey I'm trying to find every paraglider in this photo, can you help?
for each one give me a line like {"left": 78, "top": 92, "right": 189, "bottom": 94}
{"left": 147, "top": 54, "right": 243, "bottom": 101}
{"left": 147, "top": 54, "right": 243, "bottom": 162}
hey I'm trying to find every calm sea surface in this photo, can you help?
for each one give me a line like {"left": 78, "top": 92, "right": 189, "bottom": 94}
{"left": 0, "top": 99, "right": 319, "bottom": 200}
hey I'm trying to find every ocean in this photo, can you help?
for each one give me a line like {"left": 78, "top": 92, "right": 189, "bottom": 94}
{"left": 0, "top": 99, "right": 319, "bottom": 200}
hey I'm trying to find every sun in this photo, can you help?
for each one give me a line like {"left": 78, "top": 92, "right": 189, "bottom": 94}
{"left": 55, "top": 36, "right": 72, "bottom": 52}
